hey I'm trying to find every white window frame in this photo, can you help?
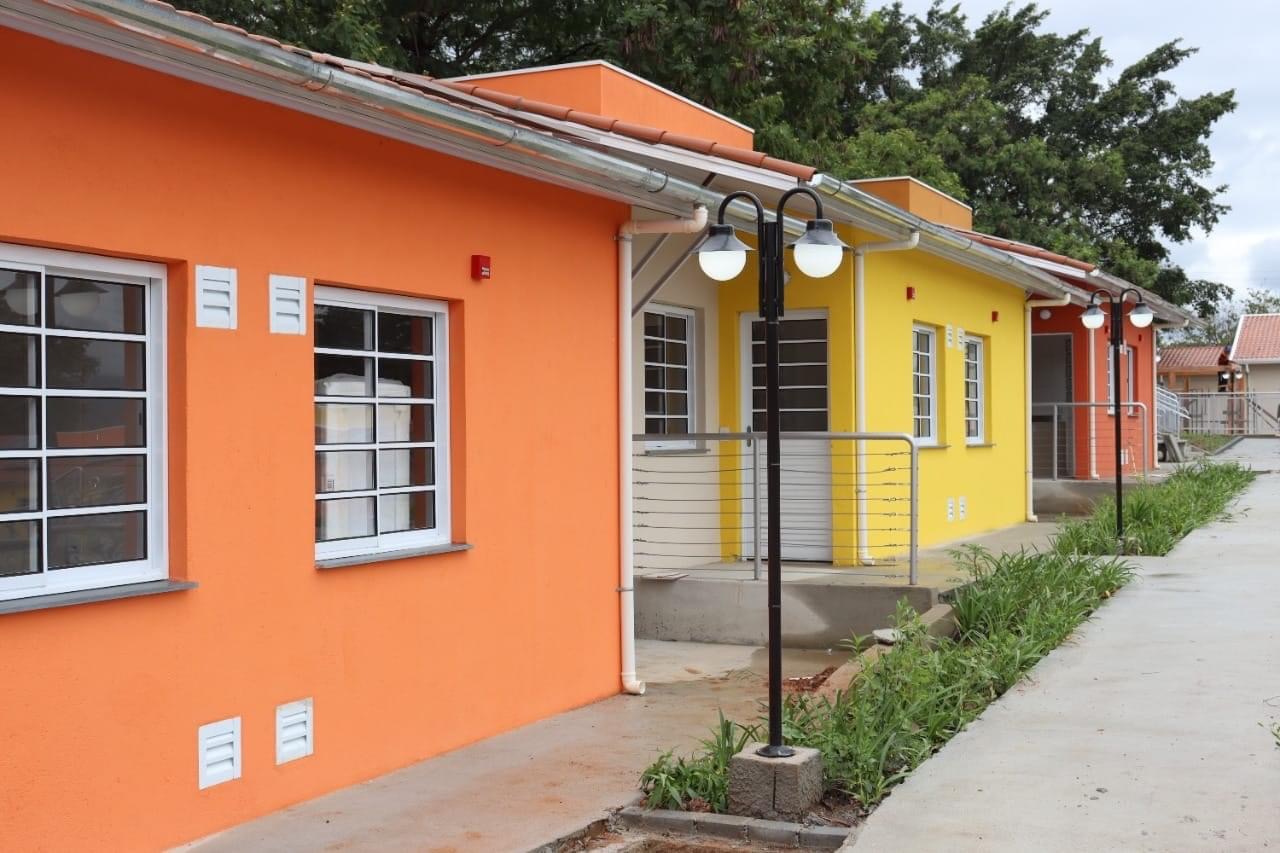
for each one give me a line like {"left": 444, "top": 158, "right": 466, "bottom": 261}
{"left": 963, "top": 335, "right": 985, "bottom": 445}
{"left": 912, "top": 324, "right": 938, "bottom": 446}
{"left": 0, "top": 242, "right": 167, "bottom": 601}
{"left": 313, "top": 286, "right": 450, "bottom": 560}
{"left": 1126, "top": 345, "right": 1137, "bottom": 416}
{"left": 642, "top": 304, "right": 696, "bottom": 450}
{"left": 1106, "top": 346, "right": 1136, "bottom": 415}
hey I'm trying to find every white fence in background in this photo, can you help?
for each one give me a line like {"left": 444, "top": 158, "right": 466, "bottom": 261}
{"left": 1179, "top": 392, "right": 1280, "bottom": 436}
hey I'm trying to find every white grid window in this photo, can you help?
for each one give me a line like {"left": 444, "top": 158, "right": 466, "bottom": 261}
{"left": 643, "top": 307, "right": 695, "bottom": 446}
{"left": 0, "top": 243, "right": 166, "bottom": 601}
{"left": 1126, "top": 345, "right": 1137, "bottom": 415}
{"left": 963, "top": 336, "right": 985, "bottom": 444}
{"left": 912, "top": 325, "right": 937, "bottom": 444}
{"left": 314, "top": 286, "right": 449, "bottom": 559}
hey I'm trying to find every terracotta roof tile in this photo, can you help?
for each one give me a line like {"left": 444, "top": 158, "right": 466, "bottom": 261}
{"left": 1159, "top": 345, "right": 1228, "bottom": 372}
{"left": 77, "top": 0, "right": 820, "bottom": 182}
{"left": 1232, "top": 314, "right": 1280, "bottom": 362}
{"left": 951, "top": 229, "right": 1096, "bottom": 272}
{"left": 434, "top": 80, "right": 817, "bottom": 181}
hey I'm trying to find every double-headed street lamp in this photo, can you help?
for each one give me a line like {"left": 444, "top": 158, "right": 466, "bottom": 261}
{"left": 697, "top": 188, "right": 847, "bottom": 758}
{"left": 1080, "top": 288, "right": 1153, "bottom": 552}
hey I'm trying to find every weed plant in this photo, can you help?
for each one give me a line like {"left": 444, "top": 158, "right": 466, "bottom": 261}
{"left": 1054, "top": 461, "right": 1254, "bottom": 556}
{"left": 641, "top": 548, "right": 1131, "bottom": 813}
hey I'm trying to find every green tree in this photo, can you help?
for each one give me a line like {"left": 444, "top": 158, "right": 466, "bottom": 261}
{"left": 172, "top": 0, "right": 1236, "bottom": 311}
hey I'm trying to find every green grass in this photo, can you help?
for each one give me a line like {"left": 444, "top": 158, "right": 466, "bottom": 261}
{"left": 1183, "top": 432, "right": 1234, "bottom": 454}
{"left": 1053, "top": 461, "right": 1255, "bottom": 556}
{"left": 641, "top": 548, "right": 1131, "bottom": 813}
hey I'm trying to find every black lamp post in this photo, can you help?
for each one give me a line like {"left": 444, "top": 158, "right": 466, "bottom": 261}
{"left": 697, "top": 188, "right": 847, "bottom": 757}
{"left": 1080, "top": 288, "right": 1154, "bottom": 553}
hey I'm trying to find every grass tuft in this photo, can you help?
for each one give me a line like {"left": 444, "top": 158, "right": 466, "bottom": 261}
{"left": 641, "top": 549, "right": 1131, "bottom": 813}
{"left": 1053, "top": 461, "right": 1255, "bottom": 556}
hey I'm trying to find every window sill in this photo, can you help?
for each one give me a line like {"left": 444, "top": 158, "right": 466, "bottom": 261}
{"left": 316, "top": 542, "right": 472, "bottom": 570}
{"left": 966, "top": 442, "right": 997, "bottom": 448}
{"left": 0, "top": 579, "right": 197, "bottom": 617}
{"left": 917, "top": 443, "right": 950, "bottom": 450}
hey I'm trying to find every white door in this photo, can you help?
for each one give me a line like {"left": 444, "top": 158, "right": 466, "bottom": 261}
{"left": 740, "top": 312, "right": 832, "bottom": 562}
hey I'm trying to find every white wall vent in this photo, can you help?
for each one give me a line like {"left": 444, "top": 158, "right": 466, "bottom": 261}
{"left": 195, "top": 265, "right": 238, "bottom": 329}
{"left": 276, "top": 698, "right": 314, "bottom": 765}
{"left": 945, "top": 325, "right": 954, "bottom": 348}
{"left": 958, "top": 496, "right": 968, "bottom": 521}
{"left": 197, "top": 717, "right": 242, "bottom": 789}
{"left": 269, "top": 275, "right": 307, "bottom": 335}
{"left": 956, "top": 326, "right": 966, "bottom": 345}
{"left": 946, "top": 497, "right": 955, "bottom": 522}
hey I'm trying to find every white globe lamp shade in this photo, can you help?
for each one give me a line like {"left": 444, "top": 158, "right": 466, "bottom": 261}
{"left": 790, "top": 219, "right": 847, "bottom": 279}
{"left": 1081, "top": 304, "right": 1105, "bottom": 330}
{"left": 1129, "top": 301, "right": 1154, "bottom": 328}
{"left": 697, "top": 224, "right": 751, "bottom": 282}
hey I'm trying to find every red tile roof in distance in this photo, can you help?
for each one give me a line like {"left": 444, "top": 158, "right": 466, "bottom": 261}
{"left": 949, "top": 228, "right": 1096, "bottom": 272}
{"left": 1159, "top": 345, "right": 1228, "bottom": 372}
{"left": 439, "top": 80, "right": 817, "bottom": 181}
{"left": 1233, "top": 314, "right": 1280, "bottom": 362}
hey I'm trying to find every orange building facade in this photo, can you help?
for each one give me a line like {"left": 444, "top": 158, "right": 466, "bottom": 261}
{"left": 0, "top": 26, "right": 632, "bottom": 851}
{"left": 1031, "top": 298, "right": 1158, "bottom": 479}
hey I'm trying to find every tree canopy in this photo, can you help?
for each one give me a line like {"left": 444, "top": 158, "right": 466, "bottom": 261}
{"left": 177, "top": 0, "right": 1236, "bottom": 312}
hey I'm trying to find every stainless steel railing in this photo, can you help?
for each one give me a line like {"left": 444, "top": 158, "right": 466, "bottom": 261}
{"left": 1156, "top": 386, "right": 1190, "bottom": 436}
{"left": 1031, "top": 401, "right": 1149, "bottom": 480}
{"left": 1179, "top": 392, "right": 1280, "bottom": 436}
{"left": 631, "top": 431, "right": 918, "bottom": 584}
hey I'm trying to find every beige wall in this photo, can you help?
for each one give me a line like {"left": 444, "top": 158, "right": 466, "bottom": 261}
{"left": 1246, "top": 364, "right": 1280, "bottom": 393}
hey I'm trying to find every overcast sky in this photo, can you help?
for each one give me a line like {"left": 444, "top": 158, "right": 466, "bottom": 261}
{"left": 895, "top": 0, "right": 1278, "bottom": 294}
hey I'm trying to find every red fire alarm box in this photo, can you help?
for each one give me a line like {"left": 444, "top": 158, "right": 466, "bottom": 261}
{"left": 471, "top": 255, "right": 491, "bottom": 281}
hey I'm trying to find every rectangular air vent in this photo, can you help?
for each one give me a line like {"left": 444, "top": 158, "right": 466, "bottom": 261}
{"left": 276, "top": 698, "right": 314, "bottom": 765}
{"left": 195, "top": 265, "right": 237, "bottom": 329}
{"left": 269, "top": 275, "right": 307, "bottom": 335}
{"left": 198, "top": 717, "right": 241, "bottom": 789}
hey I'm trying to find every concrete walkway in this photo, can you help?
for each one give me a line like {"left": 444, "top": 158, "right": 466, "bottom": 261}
{"left": 181, "top": 641, "right": 836, "bottom": 853}
{"left": 846, "top": 474, "right": 1280, "bottom": 852}
{"left": 1213, "top": 435, "right": 1280, "bottom": 470}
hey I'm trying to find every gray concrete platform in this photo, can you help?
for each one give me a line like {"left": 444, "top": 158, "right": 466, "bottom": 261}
{"left": 845, "top": 474, "right": 1280, "bottom": 852}
{"left": 637, "top": 521, "right": 1060, "bottom": 648}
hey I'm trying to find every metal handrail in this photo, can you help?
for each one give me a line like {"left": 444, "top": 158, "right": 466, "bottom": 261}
{"left": 1031, "top": 401, "right": 1149, "bottom": 481}
{"left": 632, "top": 430, "right": 919, "bottom": 584}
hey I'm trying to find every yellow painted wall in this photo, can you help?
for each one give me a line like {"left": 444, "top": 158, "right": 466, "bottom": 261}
{"left": 858, "top": 229, "right": 1029, "bottom": 549}
{"left": 711, "top": 225, "right": 1029, "bottom": 561}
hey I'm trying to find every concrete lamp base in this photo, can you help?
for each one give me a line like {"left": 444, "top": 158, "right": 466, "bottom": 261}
{"left": 727, "top": 743, "right": 824, "bottom": 821}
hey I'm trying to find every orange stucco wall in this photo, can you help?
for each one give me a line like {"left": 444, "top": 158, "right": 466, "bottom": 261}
{"left": 0, "top": 28, "right": 626, "bottom": 852}
{"left": 1032, "top": 300, "right": 1157, "bottom": 477}
{"left": 852, "top": 178, "right": 973, "bottom": 231}
{"left": 457, "top": 62, "right": 755, "bottom": 148}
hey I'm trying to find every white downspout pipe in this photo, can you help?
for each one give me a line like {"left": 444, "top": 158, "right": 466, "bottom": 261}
{"left": 854, "top": 231, "right": 919, "bottom": 563}
{"left": 617, "top": 205, "right": 708, "bottom": 696}
{"left": 1088, "top": 327, "right": 1098, "bottom": 479}
{"left": 1025, "top": 296, "right": 1071, "bottom": 521}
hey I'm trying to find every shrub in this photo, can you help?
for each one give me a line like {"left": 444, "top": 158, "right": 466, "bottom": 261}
{"left": 1054, "top": 461, "right": 1255, "bottom": 556}
{"left": 642, "top": 548, "right": 1132, "bottom": 813}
